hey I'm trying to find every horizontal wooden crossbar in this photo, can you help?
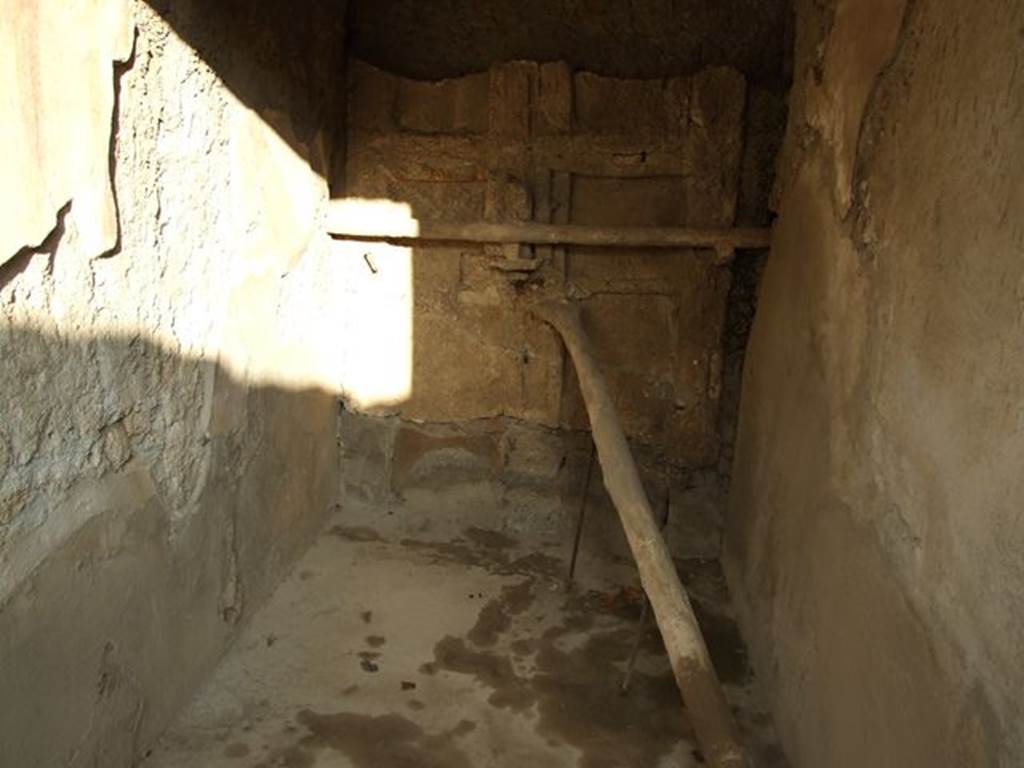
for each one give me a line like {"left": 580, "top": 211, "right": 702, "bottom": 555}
{"left": 326, "top": 206, "right": 771, "bottom": 253}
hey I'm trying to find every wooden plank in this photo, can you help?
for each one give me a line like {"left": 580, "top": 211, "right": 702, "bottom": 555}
{"left": 489, "top": 62, "right": 533, "bottom": 140}
{"left": 535, "top": 62, "right": 573, "bottom": 136}
{"left": 531, "top": 300, "right": 749, "bottom": 768}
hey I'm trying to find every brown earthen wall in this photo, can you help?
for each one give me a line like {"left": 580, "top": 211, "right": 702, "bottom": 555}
{"left": 337, "top": 60, "right": 758, "bottom": 561}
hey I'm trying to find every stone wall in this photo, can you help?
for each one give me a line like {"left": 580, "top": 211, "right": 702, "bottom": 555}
{"left": 336, "top": 60, "right": 758, "bottom": 561}
{"left": 727, "top": 0, "right": 1024, "bottom": 765}
{"left": 0, "top": 2, "right": 347, "bottom": 766}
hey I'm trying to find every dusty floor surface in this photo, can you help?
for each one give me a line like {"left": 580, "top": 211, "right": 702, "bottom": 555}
{"left": 141, "top": 518, "right": 787, "bottom": 768}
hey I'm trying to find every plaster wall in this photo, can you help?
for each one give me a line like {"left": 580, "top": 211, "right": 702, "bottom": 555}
{"left": 0, "top": 2, "right": 347, "bottom": 766}
{"left": 728, "top": 0, "right": 1024, "bottom": 764}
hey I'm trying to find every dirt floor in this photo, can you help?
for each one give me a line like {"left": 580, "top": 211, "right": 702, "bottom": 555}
{"left": 141, "top": 515, "right": 787, "bottom": 768}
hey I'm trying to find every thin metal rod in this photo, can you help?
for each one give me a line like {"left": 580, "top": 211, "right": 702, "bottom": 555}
{"left": 620, "top": 598, "right": 651, "bottom": 696}
{"left": 567, "top": 438, "right": 597, "bottom": 587}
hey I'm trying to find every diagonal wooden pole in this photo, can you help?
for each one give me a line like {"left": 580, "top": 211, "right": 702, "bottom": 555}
{"left": 621, "top": 486, "right": 672, "bottom": 696}
{"left": 532, "top": 299, "right": 748, "bottom": 768}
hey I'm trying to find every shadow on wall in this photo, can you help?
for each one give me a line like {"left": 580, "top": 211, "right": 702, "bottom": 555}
{"left": 139, "top": 0, "right": 350, "bottom": 188}
{"left": 135, "top": 0, "right": 769, "bottom": 495}
{"left": 66, "top": 0, "right": 749, "bottom": 579}
{"left": 0, "top": 323, "right": 338, "bottom": 766}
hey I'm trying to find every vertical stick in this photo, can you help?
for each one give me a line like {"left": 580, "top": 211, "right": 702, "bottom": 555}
{"left": 567, "top": 438, "right": 597, "bottom": 587}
